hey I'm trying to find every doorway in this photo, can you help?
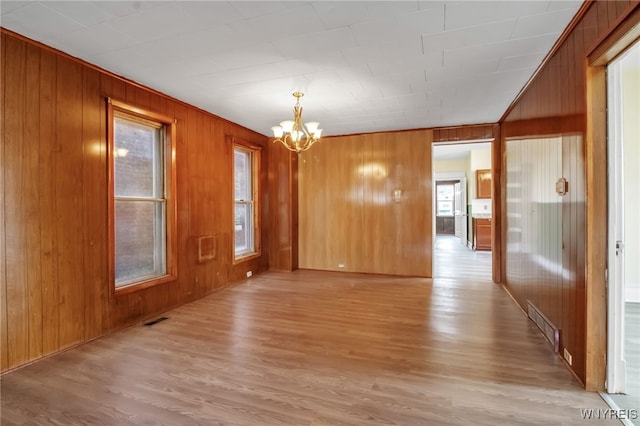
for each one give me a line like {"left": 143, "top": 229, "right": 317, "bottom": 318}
{"left": 435, "top": 178, "right": 465, "bottom": 238}
{"left": 432, "top": 142, "right": 492, "bottom": 280}
{"left": 604, "top": 40, "right": 640, "bottom": 422}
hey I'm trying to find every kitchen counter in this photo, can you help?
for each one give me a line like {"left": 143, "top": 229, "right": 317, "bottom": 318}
{"left": 472, "top": 214, "right": 492, "bottom": 219}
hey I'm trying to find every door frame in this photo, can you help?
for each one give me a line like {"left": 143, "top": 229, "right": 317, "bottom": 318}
{"left": 605, "top": 49, "right": 630, "bottom": 393}
{"left": 585, "top": 5, "right": 640, "bottom": 391}
{"left": 434, "top": 172, "right": 467, "bottom": 244}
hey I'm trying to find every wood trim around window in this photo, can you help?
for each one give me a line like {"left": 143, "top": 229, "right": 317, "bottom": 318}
{"left": 107, "top": 98, "right": 177, "bottom": 297}
{"left": 231, "top": 137, "right": 262, "bottom": 264}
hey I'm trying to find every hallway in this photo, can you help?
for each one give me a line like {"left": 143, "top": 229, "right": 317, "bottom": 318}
{"left": 433, "top": 235, "right": 492, "bottom": 282}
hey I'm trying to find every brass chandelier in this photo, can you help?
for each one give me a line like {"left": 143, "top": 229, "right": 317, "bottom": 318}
{"left": 271, "top": 92, "right": 322, "bottom": 153}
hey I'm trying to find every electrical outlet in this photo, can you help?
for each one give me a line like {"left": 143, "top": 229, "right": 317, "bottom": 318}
{"left": 563, "top": 348, "right": 572, "bottom": 365}
{"left": 246, "top": 271, "right": 252, "bottom": 278}
{"left": 338, "top": 263, "right": 345, "bottom": 268}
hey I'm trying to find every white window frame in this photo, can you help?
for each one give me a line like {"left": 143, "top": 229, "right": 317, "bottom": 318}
{"left": 436, "top": 181, "right": 456, "bottom": 217}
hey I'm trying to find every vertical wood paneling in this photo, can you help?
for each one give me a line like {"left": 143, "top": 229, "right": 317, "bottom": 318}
{"left": 362, "top": 135, "right": 382, "bottom": 273}
{"left": 169, "top": 103, "right": 190, "bottom": 311}
{"left": 1, "top": 30, "right": 269, "bottom": 373}
{"left": 0, "top": 33, "right": 8, "bottom": 372}
{"left": 597, "top": 1, "right": 610, "bottom": 36}
{"left": 82, "top": 67, "right": 105, "bottom": 341}
{"left": 24, "top": 43, "right": 43, "bottom": 361}
{"left": 505, "top": 136, "right": 563, "bottom": 317}
{"left": 187, "top": 108, "right": 204, "bottom": 297}
{"left": 4, "top": 35, "right": 29, "bottom": 367}
{"left": 432, "top": 124, "right": 494, "bottom": 142}
{"left": 492, "top": 125, "right": 502, "bottom": 284}
{"left": 408, "top": 132, "right": 433, "bottom": 275}
{"left": 267, "top": 143, "right": 298, "bottom": 272}
{"left": 55, "top": 56, "right": 85, "bottom": 349}
{"left": 299, "top": 130, "right": 432, "bottom": 277}
{"left": 297, "top": 140, "right": 328, "bottom": 268}
{"left": 500, "top": 1, "right": 635, "bottom": 386}
{"left": 39, "top": 49, "right": 60, "bottom": 357}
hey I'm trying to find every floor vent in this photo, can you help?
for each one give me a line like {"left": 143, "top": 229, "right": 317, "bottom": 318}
{"left": 527, "top": 301, "right": 559, "bottom": 352}
{"left": 143, "top": 317, "right": 168, "bottom": 327}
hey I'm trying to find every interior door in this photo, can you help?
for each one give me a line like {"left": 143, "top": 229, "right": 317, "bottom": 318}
{"left": 454, "top": 182, "right": 462, "bottom": 239}
{"left": 453, "top": 178, "right": 467, "bottom": 246}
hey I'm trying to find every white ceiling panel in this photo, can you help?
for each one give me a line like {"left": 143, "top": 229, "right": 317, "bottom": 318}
{"left": 48, "top": 23, "right": 137, "bottom": 57}
{"left": 311, "top": 2, "right": 371, "bottom": 29}
{"left": 106, "top": 3, "right": 204, "bottom": 43}
{"left": 1, "top": 2, "right": 84, "bottom": 38}
{"left": 273, "top": 26, "right": 357, "bottom": 56}
{"left": 0, "top": 0, "right": 584, "bottom": 137}
{"left": 42, "top": 1, "right": 120, "bottom": 27}
{"left": 511, "top": 7, "right": 579, "bottom": 39}
{"left": 498, "top": 52, "right": 547, "bottom": 72}
{"left": 228, "top": 1, "right": 295, "bottom": 20}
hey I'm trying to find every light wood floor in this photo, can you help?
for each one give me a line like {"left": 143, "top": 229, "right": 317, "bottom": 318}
{"left": 1, "top": 259, "right": 617, "bottom": 424}
{"left": 433, "top": 235, "right": 491, "bottom": 281}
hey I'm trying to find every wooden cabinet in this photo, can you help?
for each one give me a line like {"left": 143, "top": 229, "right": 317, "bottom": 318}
{"left": 476, "top": 169, "right": 492, "bottom": 199}
{"left": 473, "top": 218, "right": 492, "bottom": 251}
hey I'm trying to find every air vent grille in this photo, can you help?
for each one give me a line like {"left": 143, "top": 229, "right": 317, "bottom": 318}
{"left": 527, "top": 301, "right": 560, "bottom": 352}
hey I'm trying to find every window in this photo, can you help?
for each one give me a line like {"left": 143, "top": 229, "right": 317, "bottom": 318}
{"left": 108, "top": 99, "right": 176, "bottom": 294}
{"left": 436, "top": 182, "right": 455, "bottom": 216}
{"left": 233, "top": 142, "right": 260, "bottom": 260}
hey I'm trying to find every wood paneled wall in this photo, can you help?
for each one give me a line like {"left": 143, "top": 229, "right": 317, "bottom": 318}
{"left": 500, "top": 1, "right": 639, "bottom": 388}
{"left": 267, "top": 142, "right": 298, "bottom": 271}
{"left": 298, "top": 130, "right": 433, "bottom": 277}
{"left": 504, "top": 133, "right": 587, "bottom": 383}
{"left": 1, "top": 30, "right": 270, "bottom": 373}
{"left": 432, "top": 124, "right": 494, "bottom": 142}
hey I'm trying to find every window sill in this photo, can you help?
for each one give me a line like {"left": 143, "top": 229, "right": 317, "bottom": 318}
{"left": 113, "top": 274, "right": 177, "bottom": 297}
{"left": 233, "top": 251, "right": 260, "bottom": 265}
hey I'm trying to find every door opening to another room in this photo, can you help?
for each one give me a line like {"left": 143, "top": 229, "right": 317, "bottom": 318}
{"left": 432, "top": 141, "right": 492, "bottom": 281}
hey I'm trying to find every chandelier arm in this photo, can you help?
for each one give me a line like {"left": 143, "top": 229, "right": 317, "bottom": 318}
{"left": 273, "top": 135, "right": 305, "bottom": 153}
{"left": 294, "top": 105, "right": 312, "bottom": 140}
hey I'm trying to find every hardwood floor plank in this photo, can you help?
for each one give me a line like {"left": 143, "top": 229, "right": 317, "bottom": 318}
{"left": 1, "top": 268, "right": 615, "bottom": 425}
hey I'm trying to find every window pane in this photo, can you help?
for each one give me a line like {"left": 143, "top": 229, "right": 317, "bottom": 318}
{"left": 114, "top": 116, "right": 163, "bottom": 198}
{"left": 115, "top": 200, "right": 166, "bottom": 286}
{"left": 437, "top": 201, "right": 454, "bottom": 216}
{"left": 437, "top": 183, "right": 455, "bottom": 216}
{"left": 234, "top": 150, "right": 251, "bottom": 201}
{"left": 437, "top": 184, "right": 454, "bottom": 201}
{"left": 234, "top": 203, "right": 253, "bottom": 255}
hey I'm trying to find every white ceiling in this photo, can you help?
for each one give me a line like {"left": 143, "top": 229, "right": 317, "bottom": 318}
{"left": 1, "top": 1, "right": 583, "bottom": 137}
